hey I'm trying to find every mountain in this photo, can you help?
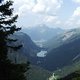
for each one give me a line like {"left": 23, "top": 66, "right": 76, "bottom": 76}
{"left": 38, "top": 28, "right": 80, "bottom": 71}
{"left": 59, "top": 69, "right": 80, "bottom": 80}
{"left": 44, "top": 28, "right": 80, "bottom": 51}
{"left": 7, "top": 28, "right": 80, "bottom": 80}
{"left": 54, "top": 58, "right": 80, "bottom": 79}
{"left": 21, "top": 24, "right": 64, "bottom": 46}
{"left": 8, "top": 32, "right": 52, "bottom": 80}
{"left": 8, "top": 32, "right": 41, "bottom": 63}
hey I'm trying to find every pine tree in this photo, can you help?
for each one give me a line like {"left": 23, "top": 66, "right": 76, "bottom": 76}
{"left": 0, "top": 0, "right": 3, "bottom": 3}
{"left": 0, "top": 1, "right": 29, "bottom": 80}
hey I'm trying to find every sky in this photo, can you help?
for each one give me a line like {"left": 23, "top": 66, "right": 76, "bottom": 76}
{"left": 4, "top": 0, "right": 80, "bottom": 29}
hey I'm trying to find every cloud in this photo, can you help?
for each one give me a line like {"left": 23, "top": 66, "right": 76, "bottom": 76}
{"left": 44, "top": 16, "right": 58, "bottom": 22}
{"left": 44, "top": 15, "right": 61, "bottom": 25}
{"left": 12, "top": 0, "right": 63, "bottom": 16}
{"left": 9, "top": 0, "right": 63, "bottom": 28}
{"left": 4, "top": 0, "right": 80, "bottom": 29}
{"left": 64, "top": 19, "right": 80, "bottom": 29}
{"left": 72, "top": 0, "right": 80, "bottom": 4}
{"left": 32, "top": 1, "right": 46, "bottom": 13}
{"left": 64, "top": 7, "right": 80, "bottom": 29}
{"left": 72, "top": 7, "right": 80, "bottom": 17}
{"left": 32, "top": 0, "right": 63, "bottom": 14}
{"left": 43, "top": 15, "right": 61, "bottom": 28}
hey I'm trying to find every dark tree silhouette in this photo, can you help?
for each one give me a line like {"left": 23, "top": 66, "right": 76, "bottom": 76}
{"left": 0, "top": 1, "right": 29, "bottom": 80}
{"left": 0, "top": 0, "right": 3, "bottom": 3}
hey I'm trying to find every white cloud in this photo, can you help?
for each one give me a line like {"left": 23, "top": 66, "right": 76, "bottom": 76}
{"left": 72, "top": 0, "right": 80, "bottom": 4}
{"left": 5, "top": 0, "right": 80, "bottom": 29}
{"left": 18, "top": 5, "right": 30, "bottom": 16}
{"left": 32, "top": 0, "right": 63, "bottom": 14}
{"left": 9, "top": 0, "right": 63, "bottom": 28}
{"left": 32, "top": 1, "right": 46, "bottom": 13}
{"left": 44, "top": 16, "right": 58, "bottom": 22}
{"left": 43, "top": 15, "right": 61, "bottom": 28}
{"left": 72, "top": 7, "right": 80, "bottom": 17}
{"left": 63, "top": 6, "right": 80, "bottom": 29}
{"left": 12, "top": 0, "right": 63, "bottom": 15}
{"left": 55, "top": 20, "right": 61, "bottom": 25}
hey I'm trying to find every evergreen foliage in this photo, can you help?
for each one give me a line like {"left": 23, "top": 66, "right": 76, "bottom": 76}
{"left": 59, "top": 70, "right": 80, "bottom": 80}
{"left": 0, "top": 1, "right": 29, "bottom": 80}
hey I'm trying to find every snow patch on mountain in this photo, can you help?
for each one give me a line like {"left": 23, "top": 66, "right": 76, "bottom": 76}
{"left": 62, "top": 32, "right": 75, "bottom": 41}
{"left": 73, "top": 53, "right": 80, "bottom": 61}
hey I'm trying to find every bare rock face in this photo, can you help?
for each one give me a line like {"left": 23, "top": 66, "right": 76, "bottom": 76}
{"left": 8, "top": 32, "right": 41, "bottom": 63}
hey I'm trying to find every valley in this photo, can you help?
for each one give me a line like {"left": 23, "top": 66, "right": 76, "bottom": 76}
{"left": 1, "top": 1, "right": 80, "bottom": 80}
{"left": 8, "top": 26, "right": 80, "bottom": 80}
